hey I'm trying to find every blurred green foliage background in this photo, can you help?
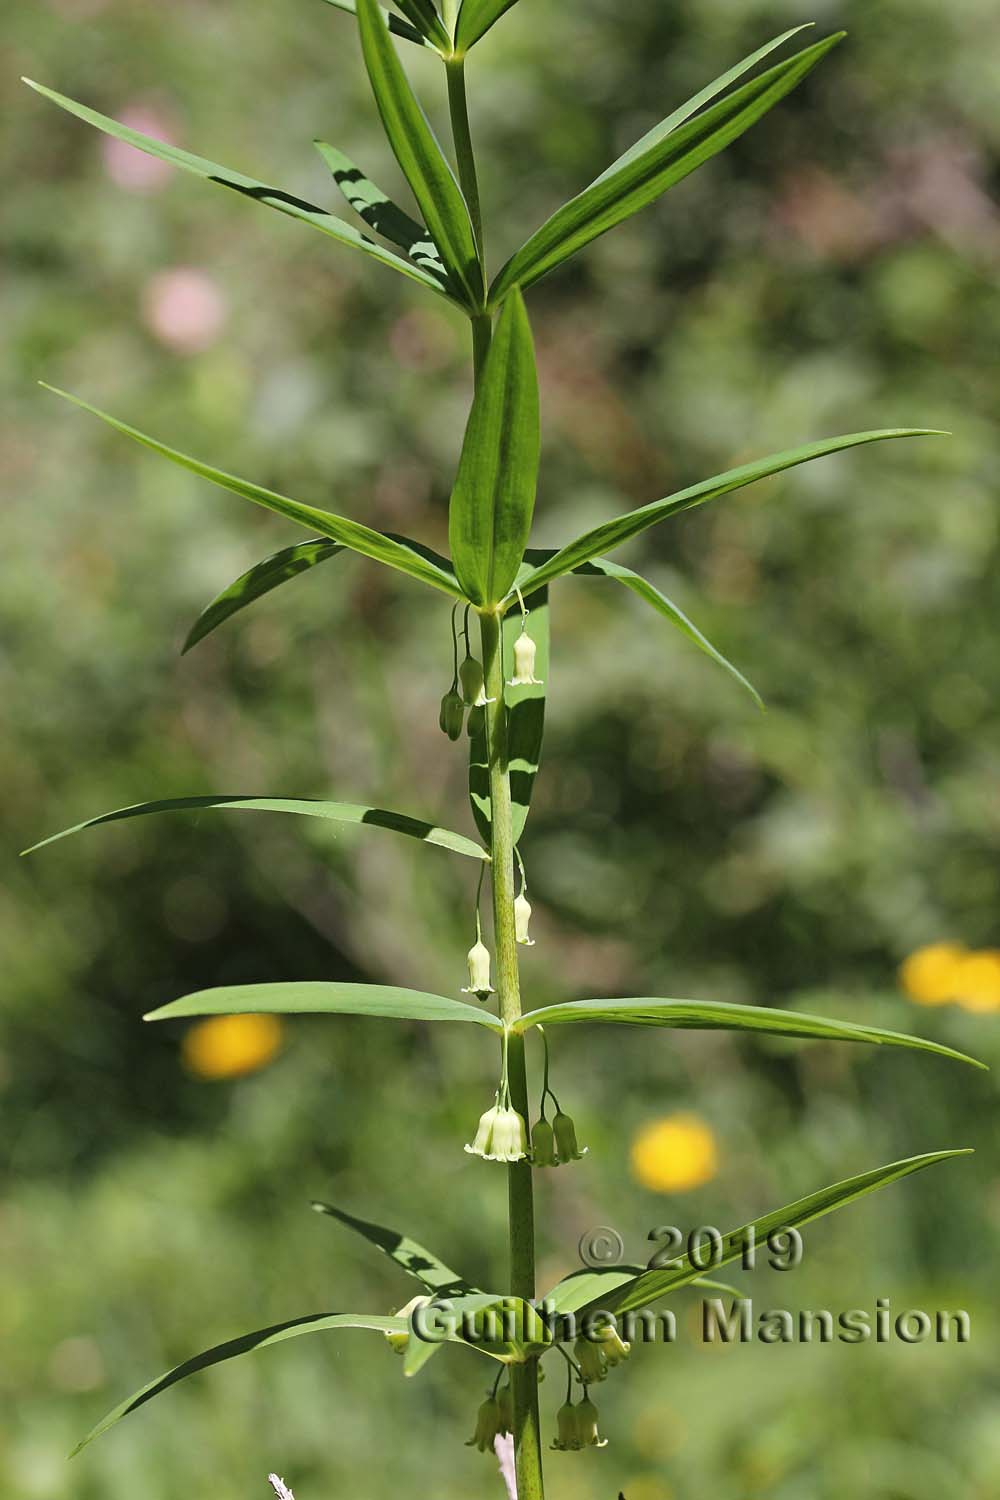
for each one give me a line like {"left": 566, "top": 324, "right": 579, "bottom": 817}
{"left": 3, "top": 0, "right": 999, "bottom": 1496}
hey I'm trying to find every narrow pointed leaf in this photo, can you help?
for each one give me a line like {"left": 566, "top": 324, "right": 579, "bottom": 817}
{"left": 144, "top": 981, "right": 504, "bottom": 1029}
{"left": 71, "top": 1313, "right": 410, "bottom": 1455}
{"left": 490, "top": 34, "right": 844, "bottom": 301}
{"left": 513, "top": 430, "right": 944, "bottom": 598}
{"left": 392, "top": 0, "right": 451, "bottom": 51}
{"left": 524, "top": 549, "right": 760, "bottom": 707}
{"left": 541, "top": 1267, "right": 741, "bottom": 1316}
{"left": 23, "top": 795, "right": 488, "bottom": 861}
{"left": 469, "top": 586, "right": 548, "bottom": 843}
{"left": 314, "top": 142, "right": 448, "bottom": 285}
{"left": 455, "top": 0, "right": 520, "bottom": 51}
{"left": 449, "top": 291, "right": 540, "bottom": 605}
{"left": 22, "top": 80, "right": 453, "bottom": 302}
{"left": 356, "top": 0, "right": 483, "bottom": 308}
{"left": 43, "top": 386, "right": 466, "bottom": 599}
{"left": 578, "top": 1151, "right": 972, "bottom": 1318}
{"left": 183, "top": 539, "right": 344, "bottom": 652}
{"left": 513, "top": 997, "right": 984, "bottom": 1069}
{"left": 591, "top": 26, "right": 812, "bottom": 186}
{"left": 321, "top": 0, "right": 430, "bottom": 47}
{"left": 311, "top": 1200, "right": 481, "bottom": 1295}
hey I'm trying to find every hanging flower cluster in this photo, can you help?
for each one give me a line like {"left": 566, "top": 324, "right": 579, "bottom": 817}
{"left": 550, "top": 1395, "right": 607, "bottom": 1451}
{"left": 529, "top": 1030, "right": 588, "bottom": 1167}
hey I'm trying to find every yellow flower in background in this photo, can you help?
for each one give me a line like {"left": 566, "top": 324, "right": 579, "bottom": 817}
{"left": 630, "top": 1112, "right": 719, "bottom": 1193}
{"left": 182, "top": 1014, "right": 284, "bottom": 1080}
{"left": 951, "top": 951, "right": 1000, "bottom": 1014}
{"left": 898, "top": 942, "right": 966, "bottom": 1005}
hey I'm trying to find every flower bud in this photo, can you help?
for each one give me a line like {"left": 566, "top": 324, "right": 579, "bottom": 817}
{"left": 530, "top": 1118, "right": 557, "bottom": 1168}
{"left": 467, "top": 704, "right": 486, "bottom": 739}
{"left": 459, "top": 654, "right": 495, "bottom": 708}
{"left": 461, "top": 939, "right": 495, "bottom": 1000}
{"left": 595, "top": 1324, "right": 631, "bottom": 1369}
{"left": 553, "top": 1110, "right": 588, "bottom": 1163}
{"left": 466, "top": 1396, "right": 502, "bottom": 1453}
{"left": 550, "top": 1400, "right": 582, "bottom": 1452}
{"left": 438, "top": 688, "right": 465, "bottom": 741}
{"left": 384, "top": 1294, "right": 430, "bottom": 1354}
{"left": 508, "top": 630, "right": 543, "bottom": 687}
{"left": 576, "top": 1396, "right": 607, "bottom": 1448}
{"left": 514, "top": 892, "right": 535, "bottom": 946}
{"left": 573, "top": 1335, "right": 607, "bottom": 1384}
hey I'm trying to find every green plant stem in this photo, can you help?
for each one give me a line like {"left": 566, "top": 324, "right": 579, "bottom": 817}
{"left": 452, "top": 47, "right": 542, "bottom": 1494}
{"left": 445, "top": 57, "right": 486, "bottom": 278}
{"left": 479, "top": 607, "right": 544, "bottom": 1500}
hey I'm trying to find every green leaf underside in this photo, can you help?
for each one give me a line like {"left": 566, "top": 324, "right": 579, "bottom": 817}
{"left": 183, "top": 540, "right": 344, "bottom": 651}
{"left": 469, "top": 586, "right": 548, "bottom": 844}
{"left": 577, "top": 1151, "right": 972, "bottom": 1319}
{"left": 455, "top": 0, "right": 521, "bottom": 52}
{"left": 70, "top": 1313, "right": 409, "bottom": 1455}
{"left": 312, "top": 1200, "right": 480, "bottom": 1295}
{"left": 314, "top": 142, "right": 449, "bottom": 285}
{"left": 22, "top": 81, "right": 453, "bottom": 301}
{"left": 491, "top": 33, "right": 843, "bottom": 300}
{"left": 513, "top": 430, "right": 944, "bottom": 598}
{"left": 356, "top": 0, "right": 482, "bottom": 309}
{"left": 513, "top": 997, "right": 983, "bottom": 1069}
{"left": 449, "top": 290, "right": 540, "bottom": 605}
{"left": 320, "top": 0, "right": 430, "bottom": 47}
{"left": 144, "top": 981, "right": 504, "bottom": 1029}
{"left": 24, "top": 795, "right": 486, "bottom": 861}
{"left": 523, "top": 549, "right": 760, "bottom": 707}
{"left": 42, "top": 386, "right": 465, "bottom": 599}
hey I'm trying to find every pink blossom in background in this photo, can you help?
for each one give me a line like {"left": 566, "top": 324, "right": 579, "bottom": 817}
{"left": 142, "top": 268, "right": 227, "bottom": 355}
{"left": 101, "top": 105, "right": 176, "bottom": 193}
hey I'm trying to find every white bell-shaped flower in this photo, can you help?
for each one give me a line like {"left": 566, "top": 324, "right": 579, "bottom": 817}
{"left": 508, "top": 629, "right": 543, "bottom": 687}
{"left": 461, "top": 937, "right": 495, "bottom": 999}
{"left": 514, "top": 891, "right": 535, "bottom": 946}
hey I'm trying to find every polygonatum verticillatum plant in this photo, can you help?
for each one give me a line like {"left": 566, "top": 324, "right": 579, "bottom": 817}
{"left": 23, "top": 3, "right": 982, "bottom": 1496}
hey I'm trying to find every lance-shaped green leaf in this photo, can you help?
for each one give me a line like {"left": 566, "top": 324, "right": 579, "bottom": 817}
{"left": 576, "top": 1150, "right": 971, "bottom": 1319}
{"left": 43, "top": 386, "right": 466, "bottom": 599}
{"left": 540, "top": 1266, "right": 741, "bottom": 1318}
{"left": 589, "top": 25, "right": 812, "bottom": 187}
{"left": 524, "top": 549, "right": 760, "bottom": 707}
{"left": 183, "top": 539, "right": 344, "bottom": 652}
{"left": 321, "top": 0, "right": 430, "bottom": 47}
{"left": 392, "top": 0, "right": 451, "bottom": 51}
{"left": 449, "top": 291, "right": 539, "bottom": 605}
{"left": 455, "top": 0, "right": 520, "bottom": 51}
{"left": 512, "top": 997, "right": 983, "bottom": 1069}
{"left": 22, "top": 80, "right": 455, "bottom": 303}
{"left": 315, "top": 142, "right": 449, "bottom": 286}
{"left": 144, "top": 981, "right": 504, "bottom": 1029}
{"left": 490, "top": 33, "right": 843, "bottom": 301}
{"left": 356, "top": 0, "right": 483, "bottom": 309}
{"left": 512, "top": 429, "right": 945, "bottom": 598}
{"left": 469, "top": 586, "right": 548, "bottom": 844}
{"left": 70, "top": 1312, "right": 410, "bottom": 1454}
{"left": 23, "top": 795, "right": 488, "bottom": 861}
{"left": 183, "top": 532, "right": 456, "bottom": 651}
{"left": 312, "top": 1200, "right": 481, "bottom": 1295}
